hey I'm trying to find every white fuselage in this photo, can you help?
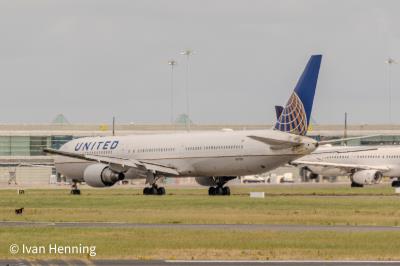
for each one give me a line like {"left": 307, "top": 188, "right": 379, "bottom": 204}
{"left": 301, "top": 146, "right": 400, "bottom": 177}
{"left": 55, "top": 129, "right": 316, "bottom": 182}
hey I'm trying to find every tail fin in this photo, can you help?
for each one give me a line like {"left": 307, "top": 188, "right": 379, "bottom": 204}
{"left": 275, "top": 105, "right": 284, "bottom": 120}
{"left": 274, "top": 55, "right": 322, "bottom": 136}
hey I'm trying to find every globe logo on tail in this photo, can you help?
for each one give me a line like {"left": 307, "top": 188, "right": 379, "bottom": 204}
{"left": 274, "top": 92, "right": 308, "bottom": 136}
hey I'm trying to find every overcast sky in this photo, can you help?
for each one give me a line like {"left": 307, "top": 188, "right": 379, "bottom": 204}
{"left": 0, "top": 0, "right": 399, "bottom": 125}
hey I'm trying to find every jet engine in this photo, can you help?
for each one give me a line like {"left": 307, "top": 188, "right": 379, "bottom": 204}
{"left": 351, "top": 170, "right": 383, "bottom": 185}
{"left": 83, "top": 163, "right": 125, "bottom": 187}
{"left": 195, "top": 176, "right": 236, "bottom": 186}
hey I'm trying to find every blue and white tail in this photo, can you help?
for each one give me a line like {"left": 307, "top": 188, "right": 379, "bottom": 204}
{"left": 274, "top": 55, "right": 322, "bottom": 136}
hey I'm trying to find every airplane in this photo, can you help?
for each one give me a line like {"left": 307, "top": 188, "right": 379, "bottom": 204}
{"left": 291, "top": 145, "right": 400, "bottom": 188}
{"left": 44, "top": 55, "right": 322, "bottom": 196}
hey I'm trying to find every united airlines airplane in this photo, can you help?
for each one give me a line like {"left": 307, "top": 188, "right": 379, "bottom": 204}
{"left": 44, "top": 55, "right": 322, "bottom": 196}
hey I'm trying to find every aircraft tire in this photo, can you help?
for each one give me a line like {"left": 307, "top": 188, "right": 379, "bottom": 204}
{"left": 351, "top": 182, "right": 363, "bottom": 188}
{"left": 157, "top": 187, "right": 166, "bottom": 195}
{"left": 70, "top": 189, "right": 81, "bottom": 195}
{"left": 150, "top": 187, "right": 158, "bottom": 195}
{"left": 391, "top": 180, "right": 400, "bottom": 187}
{"left": 215, "top": 186, "right": 224, "bottom": 195}
{"left": 208, "top": 187, "right": 216, "bottom": 196}
{"left": 223, "top": 186, "right": 231, "bottom": 196}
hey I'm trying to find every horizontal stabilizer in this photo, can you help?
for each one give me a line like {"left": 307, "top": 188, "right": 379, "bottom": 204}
{"left": 247, "top": 135, "right": 303, "bottom": 150}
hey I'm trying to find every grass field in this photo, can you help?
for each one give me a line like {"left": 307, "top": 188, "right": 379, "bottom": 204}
{"left": 1, "top": 184, "right": 400, "bottom": 260}
{"left": 0, "top": 185, "right": 399, "bottom": 226}
{"left": 3, "top": 227, "right": 400, "bottom": 260}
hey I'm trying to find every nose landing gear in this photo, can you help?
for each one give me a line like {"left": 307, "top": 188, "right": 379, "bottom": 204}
{"left": 70, "top": 181, "right": 81, "bottom": 195}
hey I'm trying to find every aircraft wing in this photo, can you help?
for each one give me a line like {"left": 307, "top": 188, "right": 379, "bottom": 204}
{"left": 247, "top": 135, "right": 304, "bottom": 150}
{"left": 292, "top": 160, "right": 390, "bottom": 172}
{"left": 43, "top": 148, "right": 180, "bottom": 176}
{"left": 18, "top": 162, "right": 54, "bottom": 168}
{"left": 0, "top": 162, "right": 54, "bottom": 167}
{"left": 311, "top": 147, "right": 379, "bottom": 154}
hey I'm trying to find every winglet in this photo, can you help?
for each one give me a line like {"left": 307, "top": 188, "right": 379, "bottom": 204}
{"left": 274, "top": 55, "right": 322, "bottom": 136}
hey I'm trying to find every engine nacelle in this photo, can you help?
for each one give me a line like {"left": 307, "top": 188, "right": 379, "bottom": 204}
{"left": 195, "top": 176, "right": 236, "bottom": 186}
{"left": 83, "top": 163, "right": 125, "bottom": 187}
{"left": 351, "top": 170, "right": 383, "bottom": 185}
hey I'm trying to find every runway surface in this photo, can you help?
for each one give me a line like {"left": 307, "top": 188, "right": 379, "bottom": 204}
{"left": 2, "top": 221, "right": 400, "bottom": 232}
{"left": 1, "top": 260, "right": 400, "bottom": 266}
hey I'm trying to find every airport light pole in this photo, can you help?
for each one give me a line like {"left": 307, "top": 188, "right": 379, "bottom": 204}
{"left": 168, "top": 60, "right": 177, "bottom": 125}
{"left": 112, "top": 116, "right": 115, "bottom": 136}
{"left": 343, "top": 112, "right": 348, "bottom": 146}
{"left": 386, "top": 57, "right": 397, "bottom": 124}
{"left": 180, "top": 49, "right": 194, "bottom": 131}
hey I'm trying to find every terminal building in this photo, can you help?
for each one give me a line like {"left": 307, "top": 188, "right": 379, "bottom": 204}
{"left": 1, "top": 121, "right": 400, "bottom": 185}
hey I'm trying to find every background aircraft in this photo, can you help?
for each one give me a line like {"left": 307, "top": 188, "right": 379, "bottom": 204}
{"left": 292, "top": 145, "right": 400, "bottom": 187}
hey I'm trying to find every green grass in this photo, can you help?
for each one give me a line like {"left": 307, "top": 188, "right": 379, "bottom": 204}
{"left": 0, "top": 185, "right": 400, "bottom": 226}
{"left": 1, "top": 185, "right": 400, "bottom": 260}
{"left": 2, "top": 227, "right": 400, "bottom": 260}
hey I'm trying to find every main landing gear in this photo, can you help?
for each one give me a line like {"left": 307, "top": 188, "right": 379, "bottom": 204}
{"left": 143, "top": 185, "right": 166, "bottom": 195}
{"left": 70, "top": 181, "right": 81, "bottom": 195}
{"left": 143, "top": 173, "right": 166, "bottom": 195}
{"left": 392, "top": 178, "right": 400, "bottom": 188}
{"left": 208, "top": 186, "right": 231, "bottom": 196}
{"left": 351, "top": 182, "right": 363, "bottom": 188}
{"left": 205, "top": 176, "right": 236, "bottom": 196}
